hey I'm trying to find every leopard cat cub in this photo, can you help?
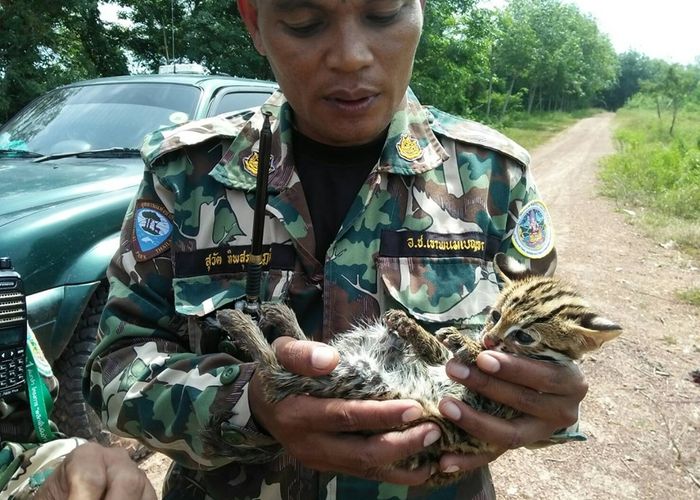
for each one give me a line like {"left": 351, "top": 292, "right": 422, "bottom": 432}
{"left": 216, "top": 253, "right": 622, "bottom": 486}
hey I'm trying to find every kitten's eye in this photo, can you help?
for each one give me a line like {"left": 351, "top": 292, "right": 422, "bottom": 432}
{"left": 512, "top": 330, "right": 535, "bottom": 345}
{"left": 490, "top": 309, "right": 501, "bottom": 323}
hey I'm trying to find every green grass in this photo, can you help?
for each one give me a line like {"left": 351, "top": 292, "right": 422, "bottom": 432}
{"left": 599, "top": 101, "right": 700, "bottom": 256}
{"left": 494, "top": 108, "right": 602, "bottom": 150}
{"left": 602, "top": 102, "right": 700, "bottom": 310}
{"left": 677, "top": 288, "right": 700, "bottom": 306}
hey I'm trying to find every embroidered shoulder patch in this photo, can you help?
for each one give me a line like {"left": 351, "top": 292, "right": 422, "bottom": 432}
{"left": 132, "top": 200, "right": 174, "bottom": 262}
{"left": 396, "top": 134, "right": 423, "bottom": 162}
{"left": 512, "top": 200, "right": 554, "bottom": 259}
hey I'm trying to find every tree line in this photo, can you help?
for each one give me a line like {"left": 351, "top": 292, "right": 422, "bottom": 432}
{"left": 1, "top": 0, "right": 699, "bottom": 125}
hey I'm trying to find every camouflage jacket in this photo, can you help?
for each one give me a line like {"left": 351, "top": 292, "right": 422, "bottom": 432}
{"left": 84, "top": 90, "right": 557, "bottom": 500}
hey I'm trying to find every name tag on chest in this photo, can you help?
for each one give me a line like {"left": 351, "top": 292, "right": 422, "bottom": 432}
{"left": 174, "top": 244, "right": 296, "bottom": 277}
{"left": 380, "top": 231, "right": 499, "bottom": 259}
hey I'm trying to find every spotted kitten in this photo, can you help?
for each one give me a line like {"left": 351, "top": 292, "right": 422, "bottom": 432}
{"left": 217, "top": 253, "right": 622, "bottom": 485}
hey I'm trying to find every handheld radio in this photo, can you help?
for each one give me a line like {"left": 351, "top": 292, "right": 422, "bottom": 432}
{"left": 0, "top": 257, "right": 27, "bottom": 398}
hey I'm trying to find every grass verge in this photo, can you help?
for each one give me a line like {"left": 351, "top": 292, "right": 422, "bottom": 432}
{"left": 599, "top": 98, "right": 700, "bottom": 305}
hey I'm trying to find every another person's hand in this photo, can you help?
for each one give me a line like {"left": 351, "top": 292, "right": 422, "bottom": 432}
{"left": 35, "top": 442, "right": 157, "bottom": 500}
{"left": 438, "top": 350, "right": 588, "bottom": 474}
{"left": 249, "top": 337, "right": 442, "bottom": 485}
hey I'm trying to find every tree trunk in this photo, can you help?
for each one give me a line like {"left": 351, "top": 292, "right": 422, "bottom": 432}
{"left": 527, "top": 84, "right": 537, "bottom": 114}
{"left": 502, "top": 77, "right": 516, "bottom": 118}
{"left": 486, "top": 73, "right": 494, "bottom": 119}
{"left": 669, "top": 100, "right": 678, "bottom": 136}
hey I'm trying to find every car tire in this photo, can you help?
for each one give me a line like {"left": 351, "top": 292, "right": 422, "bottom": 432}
{"left": 52, "top": 283, "right": 111, "bottom": 445}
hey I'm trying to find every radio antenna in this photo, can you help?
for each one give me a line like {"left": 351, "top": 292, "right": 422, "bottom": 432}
{"left": 236, "top": 112, "right": 273, "bottom": 319}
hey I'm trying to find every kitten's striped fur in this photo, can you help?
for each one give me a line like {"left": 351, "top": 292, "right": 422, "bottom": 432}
{"left": 216, "top": 253, "right": 622, "bottom": 486}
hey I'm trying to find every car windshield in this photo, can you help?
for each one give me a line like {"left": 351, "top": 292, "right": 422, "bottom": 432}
{"left": 0, "top": 82, "right": 200, "bottom": 156}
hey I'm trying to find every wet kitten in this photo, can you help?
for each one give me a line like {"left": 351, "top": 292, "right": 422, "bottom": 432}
{"left": 216, "top": 253, "right": 622, "bottom": 485}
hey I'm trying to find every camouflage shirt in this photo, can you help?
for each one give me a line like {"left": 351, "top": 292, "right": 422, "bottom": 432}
{"left": 85, "top": 90, "right": 557, "bottom": 500}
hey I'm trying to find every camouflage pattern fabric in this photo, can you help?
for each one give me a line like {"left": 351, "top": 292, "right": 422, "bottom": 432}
{"left": 84, "top": 90, "right": 558, "bottom": 499}
{"left": 0, "top": 438, "right": 86, "bottom": 499}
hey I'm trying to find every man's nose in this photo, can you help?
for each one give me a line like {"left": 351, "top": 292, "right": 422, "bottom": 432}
{"left": 326, "top": 25, "right": 373, "bottom": 72}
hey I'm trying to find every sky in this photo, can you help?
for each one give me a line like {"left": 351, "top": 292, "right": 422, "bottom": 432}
{"left": 483, "top": 0, "right": 700, "bottom": 65}
{"left": 101, "top": 1, "right": 700, "bottom": 65}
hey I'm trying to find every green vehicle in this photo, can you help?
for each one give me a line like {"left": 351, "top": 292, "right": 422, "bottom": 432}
{"left": 0, "top": 72, "right": 276, "bottom": 441}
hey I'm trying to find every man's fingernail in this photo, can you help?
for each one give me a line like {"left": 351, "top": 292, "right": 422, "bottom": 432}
{"left": 430, "top": 464, "right": 438, "bottom": 476}
{"left": 441, "top": 401, "right": 461, "bottom": 421}
{"left": 423, "top": 429, "right": 441, "bottom": 447}
{"left": 311, "top": 346, "right": 335, "bottom": 369}
{"left": 479, "top": 352, "right": 501, "bottom": 373}
{"left": 447, "top": 363, "right": 470, "bottom": 380}
{"left": 402, "top": 406, "right": 423, "bottom": 423}
{"left": 442, "top": 465, "right": 460, "bottom": 474}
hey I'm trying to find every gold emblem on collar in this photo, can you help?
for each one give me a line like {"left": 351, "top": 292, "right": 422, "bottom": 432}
{"left": 396, "top": 134, "right": 423, "bottom": 162}
{"left": 243, "top": 151, "right": 260, "bottom": 176}
{"left": 243, "top": 151, "right": 274, "bottom": 177}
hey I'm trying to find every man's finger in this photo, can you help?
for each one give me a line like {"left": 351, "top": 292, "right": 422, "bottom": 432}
{"left": 312, "top": 424, "right": 441, "bottom": 485}
{"left": 438, "top": 449, "right": 505, "bottom": 476}
{"left": 278, "top": 395, "right": 427, "bottom": 432}
{"left": 438, "top": 398, "right": 552, "bottom": 449}
{"left": 271, "top": 337, "right": 339, "bottom": 375}
{"left": 472, "top": 352, "right": 587, "bottom": 397}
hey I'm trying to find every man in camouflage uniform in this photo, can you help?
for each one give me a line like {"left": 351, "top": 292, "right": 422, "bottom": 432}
{"left": 84, "top": 0, "right": 588, "bottom": 498}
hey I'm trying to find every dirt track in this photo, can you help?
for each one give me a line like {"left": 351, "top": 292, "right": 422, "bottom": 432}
{"left": 490, "top": 113, "right": 700, "bottom": 499}
{"left": 141, "top": 113, "right": 700, "bottom": 498}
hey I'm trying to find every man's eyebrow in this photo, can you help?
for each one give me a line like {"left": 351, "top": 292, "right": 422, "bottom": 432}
{"left": 271, "top": 0, "right": 388, "bottom": 10}
{"left": 271, "top": 0, "right": 323, "bottom": 11}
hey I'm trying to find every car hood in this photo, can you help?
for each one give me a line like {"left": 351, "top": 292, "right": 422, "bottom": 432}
{"left": 0, "top": 157, "right": 144, "bottom": 228}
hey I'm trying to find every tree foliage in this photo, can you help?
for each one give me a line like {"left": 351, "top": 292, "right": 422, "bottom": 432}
{"left": 0, "top": 0, "right": 127, "bottom": 122}
{"left": 1, "top": 0, "right": 698, "bottom": 124}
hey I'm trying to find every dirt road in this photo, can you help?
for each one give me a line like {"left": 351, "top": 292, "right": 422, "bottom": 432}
{"left": 490, "top": 113, "right": 700, "bottom": 499}
{"left": 141, "top": 113, "right": 700, "bottom": 498}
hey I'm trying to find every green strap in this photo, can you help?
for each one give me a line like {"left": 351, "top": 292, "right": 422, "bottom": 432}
{"left": 25, "top": 348, "right": 56, "bottom": 443}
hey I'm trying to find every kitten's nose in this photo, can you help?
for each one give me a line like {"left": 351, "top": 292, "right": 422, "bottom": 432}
{"left": 483, "top": 336, "right": 498, "bottom": 349}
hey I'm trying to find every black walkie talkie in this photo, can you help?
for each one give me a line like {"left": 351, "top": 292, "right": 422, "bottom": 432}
{"left": 0, "top": 257, "right": 27, "bottom": 398}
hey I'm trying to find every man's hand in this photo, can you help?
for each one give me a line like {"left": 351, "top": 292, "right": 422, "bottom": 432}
{"left": 437, "top": 350, "right": 588, "bottom": 474}
{"left": 35, "top": 443, "right": 157, "bottom": 500}
{"left": 249, "top": 337, "right": 442, "bottom": 485}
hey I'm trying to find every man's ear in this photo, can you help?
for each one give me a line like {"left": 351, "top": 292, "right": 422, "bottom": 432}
{"left": 237, "top": 0, "right": 266, "bottom": 56}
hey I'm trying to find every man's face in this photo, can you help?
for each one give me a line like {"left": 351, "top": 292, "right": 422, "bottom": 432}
{"left": 240, "top": 0, "right": 424, "bottom": 146}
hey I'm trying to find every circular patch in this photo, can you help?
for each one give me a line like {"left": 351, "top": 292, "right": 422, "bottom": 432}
{"left": 512, "top": 200, "right": 554, "bottom": 259}
{"left": 133, "top": 201, "right": 173, "bottom": 261}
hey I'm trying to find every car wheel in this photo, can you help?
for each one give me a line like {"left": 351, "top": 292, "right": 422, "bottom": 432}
{"left": 52, "top": 282, "right": 111, "bottom": 445}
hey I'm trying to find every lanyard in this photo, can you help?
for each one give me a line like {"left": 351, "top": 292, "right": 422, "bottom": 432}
{"left": 25, "top": 348, "right": 56, "bottom": 443}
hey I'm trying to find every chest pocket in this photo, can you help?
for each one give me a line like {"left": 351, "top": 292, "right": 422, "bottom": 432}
{"left": 172, "top": 244, "right": 296, "bottom": 316}
{"left": 376, "top": 230, "right": 502, "bottom": 327}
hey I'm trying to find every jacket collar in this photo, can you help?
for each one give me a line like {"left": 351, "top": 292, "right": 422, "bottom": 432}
{"left": 209, "top": 89, "right": 449, "bottom": 192}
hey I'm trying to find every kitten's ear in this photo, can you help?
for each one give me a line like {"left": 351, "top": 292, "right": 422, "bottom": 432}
{"left": 577, "top": 315, "right": 623, "bottom": 350}
{"left": 494, "top": 253, "right": 532, "bottom": 284}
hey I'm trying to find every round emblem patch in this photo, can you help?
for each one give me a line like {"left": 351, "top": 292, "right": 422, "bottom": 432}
{"left": 512, "top": 200, "right": 554, "bottom": 259}
{"left": 132, "top": 201, "right": 173, "bottom": 261}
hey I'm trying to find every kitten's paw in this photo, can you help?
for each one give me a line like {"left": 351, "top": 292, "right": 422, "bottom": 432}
{"left": 436, "top": 327, "right": 464, "bottom": 352}
{"left": 382, "top": 309, "right": 410, "bottom": 331}
{"left": 259, "top": 303, "right": 307, "bottom": 340}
